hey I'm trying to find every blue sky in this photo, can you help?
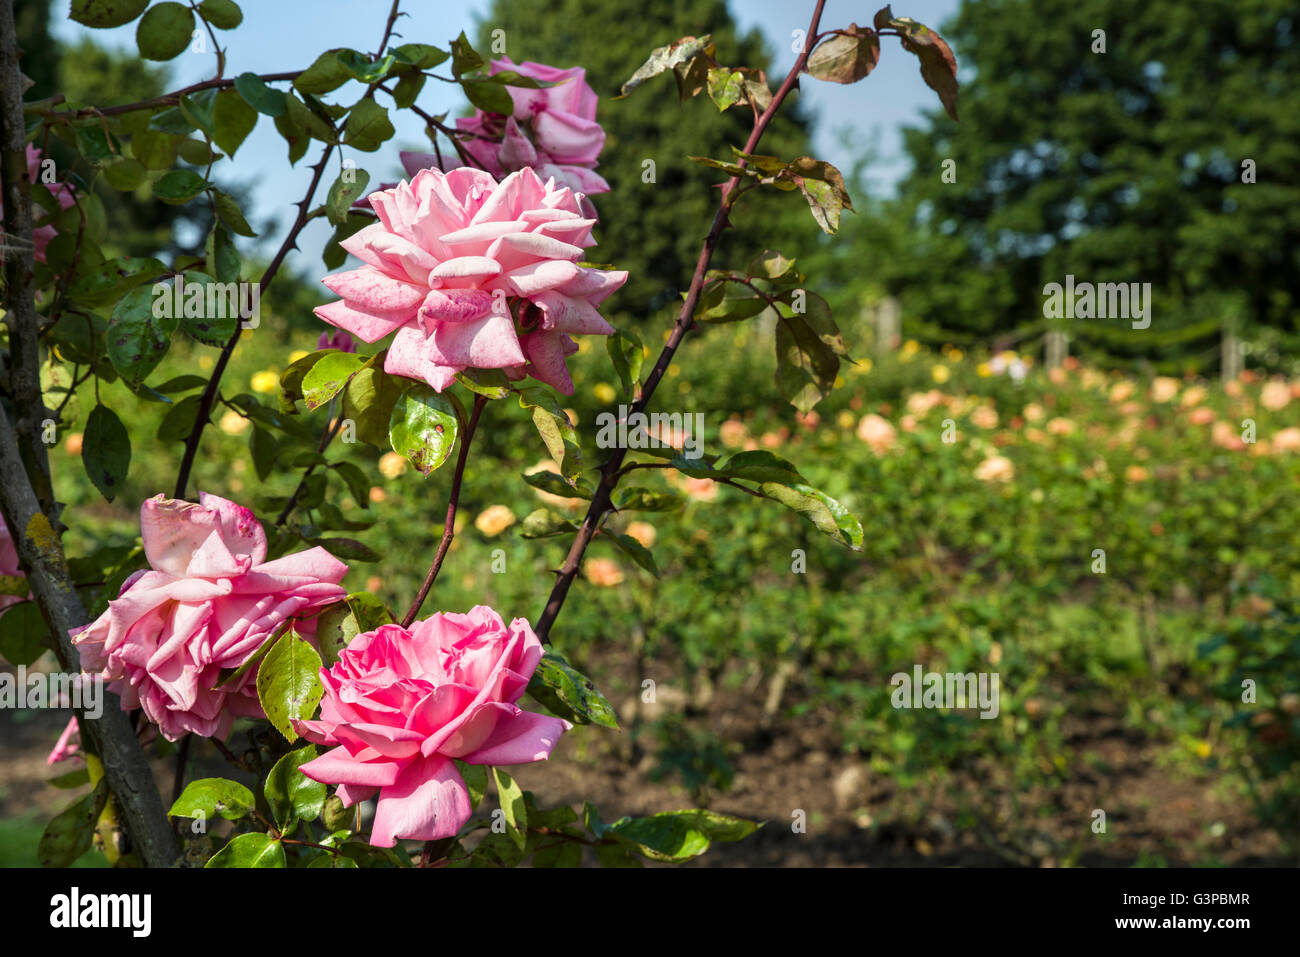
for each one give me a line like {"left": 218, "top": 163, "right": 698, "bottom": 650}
{"left": 53, "top": 0, "right": 961, "bottom": 268}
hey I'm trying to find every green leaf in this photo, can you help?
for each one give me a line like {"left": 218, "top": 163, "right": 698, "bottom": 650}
{"left": 153, "top": 168, "right": 208, "bottom": 204}
{"left": 274, "top": 110, "right": 309, "bottom": 165}
{"left": 71, "top": 0, "right": 149, "bottom": 29}
{"left": 748, "top": 249, "right": 797, "bottom": 280}
{"left": 454, "top": 367, "right": 511, "bottom": 399}
{"left": 67, "top": 255, "right": 167, "bottom": 306}
{"left": 316, "top": 537, "right": 381, "bottom": 563}
{"left": 39, "top": 781, "right": 109, "bottom": 867}
{"left": 75, "top": 123, "right": 121, "bottom": 164}
{"left": 182, "top": 274, "right": 242, "bottom": 346}
{"left": 449, "top": 32, "right": 483, "bottom": 77}
{"left": 135, "top": 2, "right": 195, "bottom": 61}
{"left": 341, "top": 361, "right": 408, "bottom": 446}
{"left": 388, "top": 385, "right": 459, "bottom": 475}
{"left": 213, "top": 88, "right": 257, "bottom": 157}
{"left": 155, "top": 374, "right": 208, "bottom": 394}
{"left": 285, "top": 92, "right": 336, "bottom": 143}
{"left": 337, "top": 49, "right": 395, "bottom": 84}
{"left": 343, "top": 99, "right": 394, "bottom": 152}
{"left": 462, "top": 80, "right": 513, "bottom": 115}
{"left": 234, "top": 72, "right": 287, "bottom": 117}
{"left": 0, "top": 602, "right": 50, "bottom": 668}
{"left": 256, "top": 629, "right": 325, "bottom": 742}
{"left": 706, "top": 68, "right": 745, "bottom": 110}
{"left": 206, "top": 832, "right": 286, "bottom": 868}
{"left": 211, "top": 188, "right": 256, "bottom": 237}
{"left": 456, "top": 761, "right": 488, "bottom": 810}
{"left": 522, "top": 469, "right": 595, "bottom": 500}
{"left": 757, "top": 481, "right": 864, "bottom": 550}
{"left": 295, "top": 51, "right": 351, "bottom": 95}
{"left": 330, "top": 460, "right": 372, "bottom": 509}
{"left": 102, "top": 156, "right": 146, "bottom": 190}
{"left": 391, "top": 43, "right": 449, "bottom": 69}
{"left": 197, "top": 0, "right": 242, "bottom": 30}
{"left": 603, "top": 530, "right": 659, "bottom": 576}
{"left": 594, "top": 808, "right": 759, "bottom": 863}
{"left": 307, "top": 851, "right": 358, "bottom": 868}
{"left": 668, "top": 808, "right": 762, "bottom": 843}
{"left": 264, "top": 746, "right": 326, "bottom": 831}
{"left": 605, "top": 327, "right": 644, "bottom": 398}
{"left": 390, "top": 70, "right": 426, "bottom": 109}
{"left": 616, "top": 34, "right": 713, "bottom": 98}
{"left": 82, "top": 404, "right": 131, "bottom": 502}
{"left": 326, "top": 167, "right": 370, "bottom": 226}
{"left": 170, "top": 777, "right": 256, "bottom": 821}
{"left": 612, "top": 487, "right": 682, "bottom": 511}
{"left": 492, "top": 768, "right": 528, "bottom": 851}
{"left": 527, "top": 652, "right": 618, "bottom": 729}
{"left": 303, "top": 351, "right": 366, "bottom": 409}
{"left": 517, "top": 388, "right": 583, "bottom": 485}
{"left": 205, "top": 224, "right": 241, "bottom": 284}
{"left": 48, "top": 767, "right": 91, "bottom": 790}
{"left": 717, "top": 449, "right": 806, "bottom": 485}
{"left": 519, "top": 508, "right": 577, "bottom": 539}
{"left": 156, "top": 394, "right": 204, "bottom": 442}
{"left": 806, "top": 24, "right": 881, "bottom": 84}
{"left": 249, "top": 425, "right": 277, "bottom": 480}
{"left": 131, "top": 129, "right": 180, "bottom": 169}
{"left": 279, "top": 348, "right": 334, "bottom": 410}
{"left": 775, "top": 314, "right": 840, "bottom": 412}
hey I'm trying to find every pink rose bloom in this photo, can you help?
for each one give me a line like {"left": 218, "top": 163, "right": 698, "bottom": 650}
{"left": 296, "top": 607, "right": 570, "bottom": 847}
{"left": 456, "top": 58, "right": 609, "bottom": 198}
{"left": 1, "top": 145, "right": 77, "bottom": 263}
{"left": 71, "top": 493, "right": 348, "bottom": 741}
{"left": 315, "top": 166, "right": 626, "bottom": 395}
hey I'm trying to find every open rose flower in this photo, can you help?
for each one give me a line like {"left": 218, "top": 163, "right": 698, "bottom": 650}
{"left": 315, "top": 166, "right": 626, "bottom": 395}
{"left": 71, "top": 493, "right": 348, "bottom": 741}
{"left": 456, "top": 58, "right": 609, "bottom": 199}
{"left": 296, "top": 607, "right": 569, "bottom": 847}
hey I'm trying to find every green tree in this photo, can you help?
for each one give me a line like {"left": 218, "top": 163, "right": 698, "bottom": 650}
{"left": 474, "top": 0, "right": 820, "bottom": 322}
{"left": 849, "top": 0, "right": 1300, "bottom": 371}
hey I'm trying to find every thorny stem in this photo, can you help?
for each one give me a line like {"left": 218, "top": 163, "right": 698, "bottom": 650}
{"left": 173, "top": 0, "right": 406, "bottom": 501}
{"left": 401, "top": 393, "right": 489, "bottom": 628}
{"left": 171, "top": 142, "right": 336, "bottom": 499}
{"left": 533, "top": 0, "right": 829, "bottom": 643}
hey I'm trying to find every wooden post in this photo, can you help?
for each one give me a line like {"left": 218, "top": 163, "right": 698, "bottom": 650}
{"left": 874, "top": 296, "right": 901, "bottom": 356}
{"left": 1044, "top": 329, "right": 1068, "bottom": 369}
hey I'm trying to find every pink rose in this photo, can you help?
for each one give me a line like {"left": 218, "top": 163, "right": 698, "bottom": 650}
{"left": 456, "top": 58, "right": 609, "bottom": 198}
{"left": 71, "top": 493, "right": 348, "bottom": 741}
{"left": 296, "top": 607, "right": 570, "bottom": 847}
{"left": 315, "top": 165, "right": 626, "bottom": 395}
